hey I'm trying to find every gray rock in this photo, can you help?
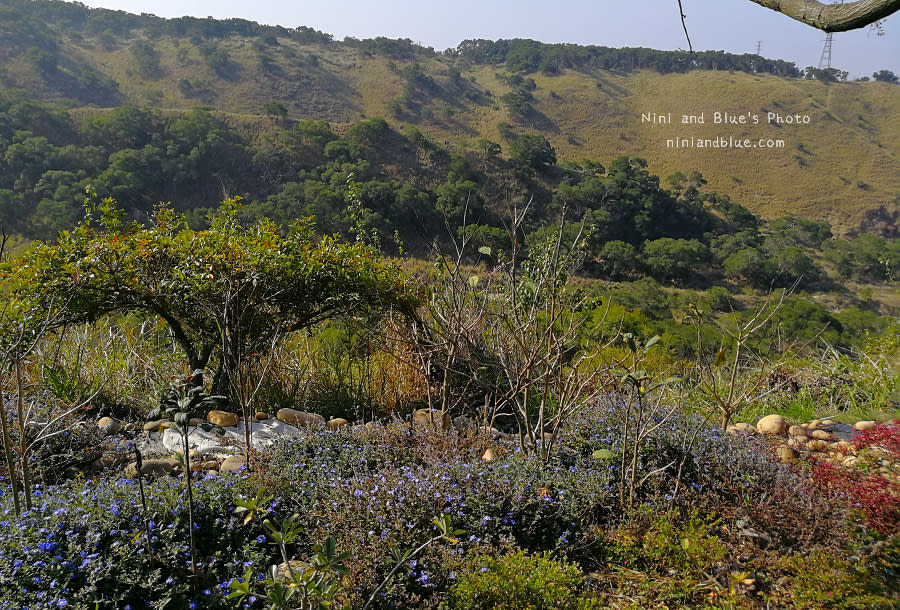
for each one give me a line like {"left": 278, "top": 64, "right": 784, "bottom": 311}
{"left": 823, "top": 423, "right": 857, "bottom": 442}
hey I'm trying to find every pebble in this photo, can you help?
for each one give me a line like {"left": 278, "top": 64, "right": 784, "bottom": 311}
{"left": 788, "top": 425, "right": 807, "bottom": 438}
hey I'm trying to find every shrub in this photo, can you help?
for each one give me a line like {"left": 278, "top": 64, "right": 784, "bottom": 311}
{"left": 441, "top": 550, "right": 599, "bottom": 609}
{"left": 810, "top": 460, "right": 900, "bottom": 536}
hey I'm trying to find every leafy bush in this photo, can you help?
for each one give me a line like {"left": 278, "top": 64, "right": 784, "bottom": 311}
{"left": 441, "top": 550, "right": 599, "bottom": 609}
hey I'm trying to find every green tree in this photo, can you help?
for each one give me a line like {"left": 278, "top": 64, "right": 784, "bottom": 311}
{"left": 873, "top": 69, "right": 899, "bottom": 83}
{"left": 508, "top": 133, "right": 556, "bottom": 171}
{"left": 4, "top": 195, "right": 418, "bottom": 396}
{"left": 642, "top": 238, "right": 709, "bottom": 284}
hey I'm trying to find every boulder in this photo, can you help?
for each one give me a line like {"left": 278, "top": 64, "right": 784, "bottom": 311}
{"left": 255, "top": 411, "right": 270, "bottom": 421}
{"left": 756, "top": 414, "right": 788, "bottom": 436}
{"left": 326, "top": 418, "right": 350, "bottom": 430}
{"left": 124, "top": 457, "right": 180, "bottom": 478}
{"left": 855, "top": 420, "right": 877, "bottom": 431}
{"left": 207, "top": 410, "right": 239, "bottom": 427}
{"left": 481, "top": 448, "right": 495, "bottom": 461}
{"left": 97, "top": 417, "right": 122, "bottom": 435}
{"left": 412, "top": 408, "right": 451, "bottom": 431}
{"left": 726, "top": 423, "right": 757, "bottom": 436}
{"left": 220, "top": 455, "right": 247, "bottom": 474}
{"left": 277, "top": 408, "right": 325, "bottom": 428}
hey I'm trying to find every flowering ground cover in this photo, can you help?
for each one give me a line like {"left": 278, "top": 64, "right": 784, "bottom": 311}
{"left": 1, "top": 410, "right": 898, "bottom": 609}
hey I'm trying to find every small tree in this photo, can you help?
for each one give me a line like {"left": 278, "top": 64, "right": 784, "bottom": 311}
{"left": 410, "top": 203, "right": 615, "bottom": 460}
{"left": 5, "top": 192, "right": 418, "bottom": 401}
{"left": 0, "top": 234, "right": 94, "bottom": 515}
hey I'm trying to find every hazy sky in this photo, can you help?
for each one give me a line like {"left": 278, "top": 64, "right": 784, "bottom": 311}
{"left": 78, "top": 0, "right": 898, "bottom": 78}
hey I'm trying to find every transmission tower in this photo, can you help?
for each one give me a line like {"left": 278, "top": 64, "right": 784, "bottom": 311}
{"left": 818, "top": 32, "right": 833, "bottom": 69}
{"left": 756, "top": 40, "right": 762, "bottom": 55}
{"left": 817, "top": 1, "right": 841, "bottom": 70}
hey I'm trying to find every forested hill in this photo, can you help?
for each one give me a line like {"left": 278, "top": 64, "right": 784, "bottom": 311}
{"left": 0, "top": 0, "right": 898, "bottom": 231}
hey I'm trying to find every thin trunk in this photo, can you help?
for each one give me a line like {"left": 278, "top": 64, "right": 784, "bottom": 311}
{"left": 183, "top": 430, "right": 198, "bottom": 584}
{"left": 15, "top": 359, "right": 31, "bottom": 511}
{"left": 0, "top": 378, "right": 21, "bottom": 515}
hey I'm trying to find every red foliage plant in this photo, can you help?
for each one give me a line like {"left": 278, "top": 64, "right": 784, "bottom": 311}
{"left": 809, "top": 420, "right": 900, "bottom": 536}
{"left": 852, "top": 419, "right": 900, "bottom": 458}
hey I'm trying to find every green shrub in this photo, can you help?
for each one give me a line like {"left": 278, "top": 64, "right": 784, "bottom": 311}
{"left": 609, "top": 508, "right": 726, "bottom": 575}
{"left": 441, "top": 550, "right": 599, "bottom": 609}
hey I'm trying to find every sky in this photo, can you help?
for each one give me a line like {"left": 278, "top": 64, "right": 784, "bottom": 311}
{"left": 76, "top": 0, "right": 899, "bottom": 78}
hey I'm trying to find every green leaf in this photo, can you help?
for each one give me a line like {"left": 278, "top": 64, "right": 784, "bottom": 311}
{"left": 478, "top": 246, "right": 492, "bottom": 256}
{"left": 469, "top": 275, "right": 479, "bottom": 288}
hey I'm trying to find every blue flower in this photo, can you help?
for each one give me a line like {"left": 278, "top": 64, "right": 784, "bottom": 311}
{"left": 189, "top": 602, "right": 197, "bottom": 609}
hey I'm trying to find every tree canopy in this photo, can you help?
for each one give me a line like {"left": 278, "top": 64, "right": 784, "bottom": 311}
{"left": 2, "top": 195, "right": 418, "bottom": 393}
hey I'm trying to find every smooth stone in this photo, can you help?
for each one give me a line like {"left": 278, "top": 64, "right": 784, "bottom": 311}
{"left": 124, "top": 457, "right": 180, "bottom": 477}
{"left": 756, "top": 414, "right": 788, "bottom": 436}
{"left": 810, "top": 429, "right": 832, "bottom": 441}
{"left": 482, "top": 448, "right": 495, "bottom": 461}
{"left": 97, "top": 417, "right": 122, "bottom": 435}
{"left": 412, "top": 408, "right": 451, "bottom": 431}
{"left": 823, "top": 423, "right": 857, "bottom": 442}
{"left": 855, "top": 420, "right": 877, "bottom": 431}
{"left": 788, "top": 425, "right": 807, "bottom": 438}
{"left": 207, "top": 410, "right": 239, "bottom": 427}
{"left": 326, "top": 418, "right": 350, "bottom": 430}
{"left": 727, "top": 423, "right": 757, "bottom": 436}
{"left": 807, "top": 439, "right": 830, "bottom": 452}
{"left": 255, "top": 411, "right": 270, "bottom": 421}
{"left": 220, "top": 455, "right": 247, "bottom": 474}
{"left": 776, "top": 445, "right": 798, "bottom": 463}
{"left": 277, "top": 408, "right": 326, "bottom": 428}
{"left": 143, "top": 420, "right": 166, "bottom": 432}
{"left": 162, "top": 419, "right": 304, "bottom": 454}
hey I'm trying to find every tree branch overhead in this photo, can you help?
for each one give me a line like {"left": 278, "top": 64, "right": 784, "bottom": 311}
{"left": 748, "top": 0, "right": 900, "bottom": 32}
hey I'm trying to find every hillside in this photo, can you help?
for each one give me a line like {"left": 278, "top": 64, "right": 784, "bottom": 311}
{"left": 0, "top": 0, "right": 898, "bottom": 232}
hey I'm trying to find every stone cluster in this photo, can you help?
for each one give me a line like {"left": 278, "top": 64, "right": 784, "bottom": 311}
{"left": 727, "top": 414, "right": 898, "bottom": 481}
